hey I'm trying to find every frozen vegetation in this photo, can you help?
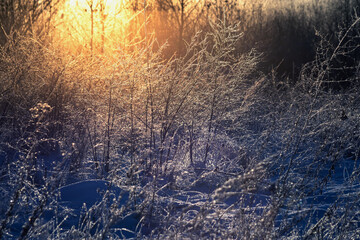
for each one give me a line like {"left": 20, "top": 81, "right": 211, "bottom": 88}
{"left": 1, "top": 1, "right": 360, "bottom": 239}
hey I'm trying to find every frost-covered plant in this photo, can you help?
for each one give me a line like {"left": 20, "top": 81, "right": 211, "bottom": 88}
{"left": 138, "top": 15, "right": 360, "bottom": 240}
{"left": 0, "top": 102, "right": 60, "bottom": 239}
{"left": 257, "top": 17, "right": 360, "bottom": 239}
{"left": 108, "top": 19, "right": 270, "bottom": 238}
{"left": 1, "top": 5, "right": 360, "bottom": 240}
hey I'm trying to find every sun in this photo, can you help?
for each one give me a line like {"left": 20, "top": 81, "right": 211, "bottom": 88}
{"left": 67, "top": 0, "right": 124, "bottom": 16}
{"left": 54, "top": 0, "right": 136, "bottom": 55}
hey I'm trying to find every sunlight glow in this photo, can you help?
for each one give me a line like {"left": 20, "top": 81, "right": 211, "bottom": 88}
{"left": 67, "top": 0, "right": 124, "bottom": 16}
{"left": 54, "top": 0, "right": 141, "bottom": 55}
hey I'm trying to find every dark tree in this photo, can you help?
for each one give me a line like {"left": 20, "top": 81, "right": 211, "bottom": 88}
{"left": 156, "top": 0, "right": 205, "bottom": 55}
{"left": 0, "top": 0, "right": 59, "bottom": 45}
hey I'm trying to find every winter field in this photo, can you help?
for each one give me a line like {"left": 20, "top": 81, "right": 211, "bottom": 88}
{"left": 1, "top": 0, "right": 360, "bottom": 239}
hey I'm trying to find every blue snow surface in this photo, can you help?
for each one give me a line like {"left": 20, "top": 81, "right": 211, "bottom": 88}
{"left": 274, "top": 156, "right": 360, "bottom": 236}
{"left": 59, "top": 180, "right": 118, "bottom": 210}
{"left": 44, "top": 180, "right": 140, "bottom": 238}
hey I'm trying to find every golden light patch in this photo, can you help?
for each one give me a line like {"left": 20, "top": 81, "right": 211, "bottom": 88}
{"left": 54, "top": 0, "right": 144, "bottom": 55}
